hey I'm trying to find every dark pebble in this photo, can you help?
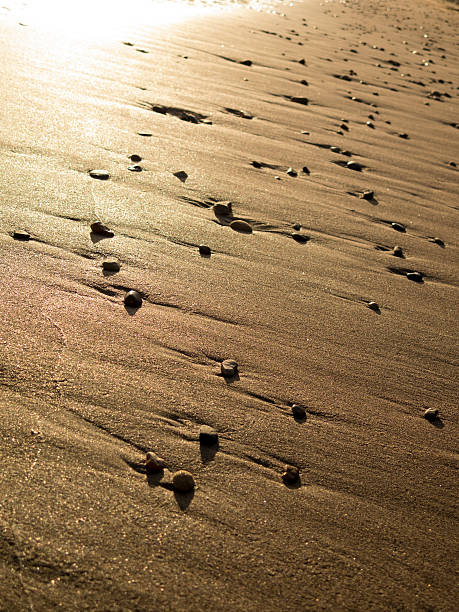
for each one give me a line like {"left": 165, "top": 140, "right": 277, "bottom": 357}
{"left": 172, "top": 470, "right": 195, "bottom": 492}
{"left": 287, "top": 167, "right": 298, "bottom": 177}
{"left": 330, "top": 146, "right": 341, "bottom": 153}
{"left": 221, "top": 359, "right": 238, "bottom": 377}
{"left": 361, "top": 190, "right": 374, "bottom": 200}
{"left": 199, "top": 425, "right": 218, "bottom": 446}
{"left": 124, "top": 290, "right": 143, "bottom": 308}
{"left": 292, "top": 404, "right": 306, "bottom": 419}
{"left": 129, "top": 154, "right": 142, "bottom": 162}
{"left": 145, "top": 452, "right": 165, "bottom": 473}
{"left": 367, "top": 301, "right": 380, "bottom": 311}
{"left": 128, "top": 164, "right": 142, "bottom": 172}
{"left": 89, "top": 169, "right": 110, "bottom": 180}
{"left": 292, "top": 233, "right": 309, "bottom": 244}
{"left": 302, "top": 166, "right": 310, "bottom": 175}
{"left": 137, "top": 131, "right": 152, "bottom": 137}
{"left": 199, "top": 244, "right": 211, "bottom": 256}
{"left": 448, "top": 161, "right": 456, "bottom": 167}
{"left": 392, "top": 246, "right": 403, "bottom": 257}
{"left": 251, "top": 160, "right": 262, "bottom": 168}
{"left": 282, "top": 465, "right": 300, "bottom": 484}
{"left": 366, "top": 121, "right": 375, "bottom": 128}
{"left": 102, "top": 259, "right": 120, "bottom": 272}
{"left": 424, "top": 408, "right": 439, "bottom": 421}
{"left": 391, "top": 222, "right": 406, "bottom": 232}
{"left": 173, "top": 170, "right": 188, "bottom": 182}
{"left": 298, "top": 58, "right": 307, "bottom": 65}
{"left": 293, "top": 223, "right": 301, "bottom": 231}
{"left": 90, "top": 221, "right": 114, "bottom": 237}
{"left": 13, "top": 230, "right": 30, "bottom": 241}
{"left": 347, "top": 161, "right": 363, "bottom": 171}
{"left": 429, "top": 237, "right": 444, "bottom": 247}
{"left": 213, "top": 202, "right": 232, "bottom": 217}
{"left": 239, "top": 59, "right": 252, "bottom": 66}
{"left": 398, "top": 133, "right": 409, "bottom": 139}
{"left": 230, "top": 220, "right": 252, "bottom": 233}
{"left": 406, "top": 271, "right": 423, "bottom": 282}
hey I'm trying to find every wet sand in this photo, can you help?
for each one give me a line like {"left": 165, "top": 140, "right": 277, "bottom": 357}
{"left": 0, "top": 0, "right": 458, "bottom": 609}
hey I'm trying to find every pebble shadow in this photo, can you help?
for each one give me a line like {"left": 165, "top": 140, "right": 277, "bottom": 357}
{"left": 174, "top": 489, "right": 195, "bottom": 511}
{"left": 90, "top": 232, "right": 112, "bottom": 244}
{"left": 200, "top": 440, "right": 219, "bottom": 463}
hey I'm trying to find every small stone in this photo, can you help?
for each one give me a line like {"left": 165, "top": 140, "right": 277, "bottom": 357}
{"left": 145, "top": 452, "right": 165, "bottom": 473}
{"left": 128, "top": 164, "right": 142, "bottom": 172}
{"left": 392, "top": 246, "right": 403, "bottom": 257}
{"left": 448, "top": 161, "right": 456, "bottom": 167}
{"left": 406, "top": 271, "right": 423, "bottom": 282}
{"left": 13, "top": 230, "right": 30, "bottom": 241}
{"left": 172, "top": 470, "right": 195, "bottom": 492}
{"left": 221, "top": 359, "right": 238, "bottom": 377}
{"left": 429, "top": 237, "right": 444, "bottom": 247}
{"left": 302, "top": 166, "right": 310, "bottom": 175}
{"left": 340, "top": 123, "right": 349, "bottom": 131}
{"left": 239, "top": 59, "right": 252, "bottom": 66}
{"left": 361, "top": 190, "right": 374, "bottom": 201}
{"left": 124, "top": 290, "right": 143, "bottom": 308}
{"left": 129, "top": 154, "right": 142, "bottom": 162}
{"left": 298, "top": 58, "right": 306, "bottom": 65}
{"left": 173, "top": 170, "right": 188, "bottom": 182}
{"left": 282, "top": 465, "right": 300, "bottom": 484}
{"left": 198, "top": 244, "right": 211, "bottom": 256}
{"left": 102, "top": 259, "right": 120, "bottom": 272}
{"left": 346, "top": 161, "right": 363, "bottom": 171}
{"left": 293, "top": 223, "right": 301, "bottom": 231}
{"left": 213, "top": 202, "right": 232, "bottom": 217}
{"left": 398, "top": 133, "right": 409, "bottom": 139}
{"left": 230, "top": 220, "right": 252, "bottom": 233}
{"left": 89, "top": 169, "right": 110, "bottom": 180}
{"left": 137, "top": 131, "right": 152, "bottom": 137}
{"left": 291, "top": 404, "right": 306, "bottom": 419}
{"left": 391, "top": 222, "right": 406, "bottom": 232}
{"left": 292, "top": 233, "right": 309, "bottom": 244}
{"left": 367, "top": 301, "right": 380, "bottom": 311}
{"left": 90, "top": 221, "right": 114, "bottom": 237}
{"left": 251, "top": 160, "right": 262, "bottom": 168}
{"left": 287, "top": 167, "right": 298, "bottom": 177}
{"left": 424, "top": 408, "right": 439, "bottom": 421}
{"left": 330, "top": 146, "right": 341, "bottom": 153}
{"left": 199, "top": 425, "right": 218, "bottom": 446}
{"left": 366, "top": 121, "right": 375, "bottom": 128}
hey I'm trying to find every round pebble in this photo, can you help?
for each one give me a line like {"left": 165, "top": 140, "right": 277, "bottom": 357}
{"left": 282, "top": 465, "right": 300, "bottom": 484}
{"left": 366, "top": 121, "right": 375, "bottom": 128}
{"left": 89, "top": 169, "right": 110, "bottom": 180}
{"left": 230, "top": 220, "right": 252, "bottom": 233}
{"left": 221, "top": 359, "right": 238, "bottom": 377}
{"left": 302, "top": 166, "right": 310, "bottom": 175}
{"left": 199, "top": 244, "right": 211, "bottom": 256}
{"left": 330, "top": 146, "right": 341, "bottom": 153}
{"left": 129, "top": 154, "right": 142, "bottom": 162}
{"left": 102, "top": 259, "right": 120, "bottom": 272}
{"left": 145, "top": 452, "right": 165, "bottom": 473}
{"left": 292, "top": 404, "right": 306, "bottom": 419}
{"left": 424, "top": 408, "right": 439, "bottom": 421}
{"left": 293, "top": 223, "right": 301, "bottom": 231}
{"left": 406, "top": 271, "right": 423, "bottom": 282}
{"left": 124, "top": 290, "right": 143, "bottom": 308}
{"left": 13, "top": 230, "right": 30, "bottom": 241}
{"left": 287, "top": 167, "right": 298, "bottom": 177}
{"left": 391, "top": 222, "right": 406, "bottom": 232}
{"left": 347, "top": 161, "right": 363, "bottom": 171}
{"left": 367, "top": 301, "right": 380, "bottom": 311}
{"left": 90, "top": 221, "right": 114, "bottom": 237}
{"left": 172, "top": 470, "right": 195, "bottom": 492}
{"left": 392, "top": 246, "right": 403, "bottom": 257}
{"left": 128, "top": 164, "right": 142, "bottom": 172}
{"left": 199, "top": 425, "right": 218, "bottom": 446}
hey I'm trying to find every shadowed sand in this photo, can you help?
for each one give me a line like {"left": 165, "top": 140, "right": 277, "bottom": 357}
{"left": 0, "top": 0, "right": 458, "bottom": 609}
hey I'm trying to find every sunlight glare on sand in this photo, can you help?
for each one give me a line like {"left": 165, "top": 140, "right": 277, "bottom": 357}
{"left": 9, "top": 0, "right": 221, "bottom": 39}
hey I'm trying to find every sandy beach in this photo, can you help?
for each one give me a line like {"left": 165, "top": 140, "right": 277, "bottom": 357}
{"left": 0, "top": 0, "right": 458, "bottom": 609}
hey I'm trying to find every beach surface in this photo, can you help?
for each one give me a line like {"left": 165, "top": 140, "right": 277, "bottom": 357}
{"left": 0, "top": 0, "right": 458, "bottom": 609}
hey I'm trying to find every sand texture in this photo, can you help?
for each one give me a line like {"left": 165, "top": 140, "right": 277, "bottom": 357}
{"left": 0, "top": 0, "right": 458, "bottom": 609}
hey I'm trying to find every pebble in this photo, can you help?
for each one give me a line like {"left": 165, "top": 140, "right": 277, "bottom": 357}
{"left": 292, "top": 404, "right": 306, "bottom": 419}
{"left": 361, "top": 190, "right": 374, "bottom": 200}
{"left": 239, "top": 59, "right": 252, "bottom": 66}
{"left": 346, "top": 161, "right": 363, "bottom": 171}
{"left": 367, "top": 301, "right": 380, "bottom": 311}
{"left": 213, "top": 202, "right": 232, "bottom": 217}
{"left": 424, "top": 408, "right": 439, "bottom": 421}
{"left": 199, "top": 425, "right": 218, "bottom": 446}
{"left": 89, "top": 169, "right": 110, "bottom": 180}
{"left": 129, "top": 154, "right": 142, "bottom": 162}
{"left": 392, "top": 246, "right": 403, "bottom": 257}
{"left": 282, "top": 465, "right": 300, "bottom": 484}
{"left": 172, "top": 470, "right": 195, "bottom": 492}
{"left": 199, "top": 244, "right": 211, "bottom": 256}
{"left": 90, "top": 221, "right": 114, "bottom": 237}
{"left": 137, "top": 131, "right": 153, "bottom": 137}
{"left": 292, "top": 233, "right": 309, "bottom": 244}
{"left": 398, "top": 133, "right": 409, "bottom": 139}
{"left": 230, "top": 220, "right": 252, "bottom": 233}
{"left": 13, "top": 230, "right": 30, "bottom": 241}
{"left": 128, "top": 164, "right": 142, "bottom": 172}
{"left": 173, "top": 170, "right": 188, "bottom": 182}
{"left": 391, "top": 222, "right": 406, "bottom": 232}
{"left": 251, "top": 160, "right": 262, "bottom": 168}
{"left": 124, "top": 290, "right": 143, "bottom": 308}
{"left": 287, "top": 167, "right": 298, "bottom": 177}
{"left": 429, "top": 237, "right": 444, "bottom": 247}
{"left": 330, "top": 146, "right": 340, "bottom": 153}
{"left": 366, "top": 121, "right": 375, "bottom": 128}
{"left": 448, "top": 161, "right": 456, "bottom": 167}
{"left": 221, "top": 359, "right": 238, "bottom": 377}
{"left": 102, "top": 259, "right": 120, "bottom": 272}
{"left": 302, "top": 166, "right": 310, "bottom": 175}
{"left": 293, "top": 223, "right": 301, "bottom": 231}
{"left": 406, "top": 271, "right": 423, "bottom": 282}
{"left": 145, "top": 452, "right": 165, "bottom": 473}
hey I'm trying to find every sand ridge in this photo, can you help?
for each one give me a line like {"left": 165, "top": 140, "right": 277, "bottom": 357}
{"left": 0, "top": 0, "right": 458, "bottom": 609}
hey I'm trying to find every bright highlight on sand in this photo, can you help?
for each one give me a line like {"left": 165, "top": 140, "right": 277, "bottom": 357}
{"left": 9, "top": 0, "right": 217, "bottom": 39}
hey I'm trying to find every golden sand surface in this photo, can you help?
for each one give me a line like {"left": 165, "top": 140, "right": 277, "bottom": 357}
{"left": 0, "top": 0, "right": 457, "bottom": 609}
